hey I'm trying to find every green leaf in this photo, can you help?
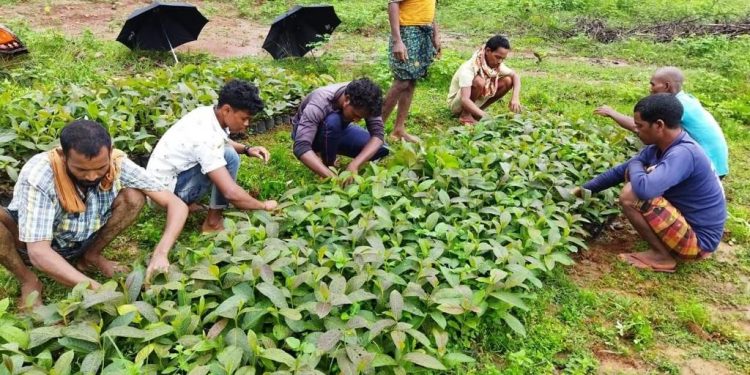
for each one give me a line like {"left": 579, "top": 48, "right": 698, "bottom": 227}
{"left": 316, "top": 329, "right": 341, "bottom": 353}
{"left": 502, "top": 312, "right": 527, "bottom": 337}
{"left": 125, "top": 268, "right": 146, "bottom": 303}
{"left": 103, "top": 326, "right": 146, "bottom": 339}
{"left": 143, "top": 324, "right": 174, "bottom": 342}
{"left": 491, "top": 292, "right": 530, "bottom": 311}
{"left": 218, "top": 346, "right": 244, "bottom": 373}
{"left": 389, "top": 290, "right": 404, "bottom": 321}
{"left": 52, "top": 350, "right": 75, "bottom": 375}
{"left": 260, "top": 348, "right": 296, "bottom": 368}
{"left": 0, "top": 324, "right": 29, "bottom": 349}
{"left": 79, "top": 350, "right": 104, "bottom": 375}
{"left": 256, "top": 282, "right": 288, "bottom": 309}
{"left": 61, "top": 323, "right": 99, "bottom": 343}
{"left": 444, "top": 352, "right": 476, "bottom": 365}
{"left": 82, "top": 290, "right": 123, "bottom": 309}
{"left": 403, "top": 352, "right": 446, "bottom": 370}
{"left": 29, "top": 326, "right": 63, "bottom": 349}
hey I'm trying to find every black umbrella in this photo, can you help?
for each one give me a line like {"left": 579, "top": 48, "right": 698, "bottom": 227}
{"left": 262, "top": 5, "right": 341, "bottom": 59}
{"left": 116, "top": 1, "right": 208, "bottom": 63}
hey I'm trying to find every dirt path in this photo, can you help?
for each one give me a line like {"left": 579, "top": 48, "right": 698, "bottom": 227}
{"left": 0, "top": 0, "right": 269, "bottom": 58}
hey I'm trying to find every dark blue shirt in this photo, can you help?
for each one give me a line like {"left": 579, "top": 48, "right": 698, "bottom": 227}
{"left": 583, "top": 131, "right": 726, "bottom": 252}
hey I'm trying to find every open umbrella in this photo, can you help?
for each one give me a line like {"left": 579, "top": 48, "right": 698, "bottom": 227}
{"left": 262, "top": 5, "right": 341, "bottom": 59}
{"left": 116, "top": 1, "right": 208, "bottom": 63}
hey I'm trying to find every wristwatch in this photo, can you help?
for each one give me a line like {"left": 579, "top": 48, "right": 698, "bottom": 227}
{"left": 243, "top": 145, "right": 251, "bottom": 156}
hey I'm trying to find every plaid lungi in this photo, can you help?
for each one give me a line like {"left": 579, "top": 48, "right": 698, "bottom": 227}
{"left": 634, "top": 197, "right": 702, "bottom": 257}
{"left": 389, "top": 25, "right": 436, "bottom": 81}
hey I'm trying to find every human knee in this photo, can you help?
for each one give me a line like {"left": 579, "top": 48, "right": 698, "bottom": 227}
{"left": 117, "top": 188, "right": 146, "bottom": 211}
{"left": 472, "top": 75, "right": 486, "bottom": 90}
{"left": 223, "top": 146, "right": 240, "bottom": 176}
{"left": 323, "top": 112, "right": 345, "bottom": 128}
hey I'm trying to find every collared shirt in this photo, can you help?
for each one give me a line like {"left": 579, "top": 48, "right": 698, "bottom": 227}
{"left": 8, "top": 152, "right": 163, "bottom": 251}
{"left": 389, "top": 0, "right": 436, "bottom": 26}
{"left": 675, "top": 91, "right": 729, "bottom": 176}
{"left": 291, "top": 83, "right": 385, "bottom": 159}
{"left": 147, "top": 106, "right": 230, "bottom": 192}
{"left": 583, "top": 132, "right": 726, "bottom": 252}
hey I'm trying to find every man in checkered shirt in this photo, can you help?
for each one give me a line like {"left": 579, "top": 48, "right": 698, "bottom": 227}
{"left": 0, "top": 120, "right": 188, "bottom": 308}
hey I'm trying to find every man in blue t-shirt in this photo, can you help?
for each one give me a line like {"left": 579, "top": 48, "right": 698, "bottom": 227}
{"left": 594, "top": 67, "right": 729, "bottom": 177}
{"left": 575, "top": 94, "right": 726, "bottom": 272}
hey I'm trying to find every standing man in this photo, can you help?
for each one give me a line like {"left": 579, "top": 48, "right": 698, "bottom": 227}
{"left": 447, "top": 35, "right": 522, "bottom": 124}
{"left": 147, "top": 79, "right": 278, "bottom": 233}
{"left": 595, "top": 66, "right": 729, "bottom": 177}
{"left": 0, "top": 120, "right": 188, "bottom": 307}
{"left": 382, "top": 0, "right": 440, "bottom": 143}
{"left": 576, "top": 94, "right": 726, "bottom": 272}
{"left": 292, "top": 78, "right": 389, "bottom": 178}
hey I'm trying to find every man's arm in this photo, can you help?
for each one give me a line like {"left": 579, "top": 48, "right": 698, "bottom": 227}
{"left": 299, "top": 151, "right": 336, "bottom": 178}
{"left": 594, "top": 106, "right": 637, "bottom": 133}
{"left": 142, "top": 189, "right": 188, "bottom": 280}
{"left": 207, "top": 167, "right": 276, "bottom": 211}
{"left": 431, "top": 18, "right": 441, "bottom": 58}
{"left": 346, "top": 137, "right": 384, "bottom": 173}
{"left": 582, "top": 160, "right": 630, "bottom": 194}
{"left": 627, "top": 147, "right": 693, "bottom": 200}
{"left": 388, "top": 2, "right": 407, "bottom": 61}
{"left": 27, "top": 241, "right": 101, "bottom": 289}
{"left": 508, "top": 71, "right": 522, "bottom": 113}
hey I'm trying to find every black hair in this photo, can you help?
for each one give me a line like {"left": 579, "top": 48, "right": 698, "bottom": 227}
{"left": 486, "top": 35, "right": 511, "bottom": 51}
{"left": 60, "top": 120, "right": 112, "bottom": 158}
{"left": 633, "top": 93, "right": 684, "bottom": 129}
{"left": 345, "top": 78, "right": 383, "bottom": 116}
{"left": 218, "top": 79, "right": 264, "bottom": 114}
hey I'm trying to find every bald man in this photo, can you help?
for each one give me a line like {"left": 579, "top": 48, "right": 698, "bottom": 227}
{"left": 595, "top": 67, "right": 729, "bottom": 178}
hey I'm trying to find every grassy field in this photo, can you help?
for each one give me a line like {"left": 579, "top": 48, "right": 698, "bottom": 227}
{"left": 1, "top": 0, "right": 749, "bottom": 373}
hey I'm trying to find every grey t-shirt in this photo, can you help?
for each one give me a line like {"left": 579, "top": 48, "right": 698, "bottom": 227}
{"left": 292, "top": 82, "right": 385, "bottom": 158}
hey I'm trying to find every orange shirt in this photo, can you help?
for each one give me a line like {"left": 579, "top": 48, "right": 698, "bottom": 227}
{"left": 391, "top": 0, "right": 436, "bottom": 26}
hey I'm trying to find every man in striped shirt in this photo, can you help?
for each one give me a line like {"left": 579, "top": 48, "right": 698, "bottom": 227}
{"left": 0, "top": 120, "right": 187, "bottom": 308}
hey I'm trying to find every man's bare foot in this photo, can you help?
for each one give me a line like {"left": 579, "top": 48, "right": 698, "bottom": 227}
{"left": 201, "top": 220, "right": 225, "bottom": 234}
{"left": 18, "top": 278, "right": 43, "bottom": 310}
{"left": 188, "top": 203, "right": 208, "bottom": 213}
{"left": 390, "top": 129, "right": 420, "bottom": 143}
{"left": 78, "top": 255, "right": 129, "bottom": 278}
{"left": 620, "top": 250, "right": 677, "bottom": 272}
{"left": 458, "top": 115, "right": 478, "bottom": 125}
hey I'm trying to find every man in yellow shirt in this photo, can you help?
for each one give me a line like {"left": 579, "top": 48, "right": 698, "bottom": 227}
{"left": 447, "top": 35, "right": 522, "bottom": 124}
{"left": 382, "top": 0, "right": 440, "bottom": 143}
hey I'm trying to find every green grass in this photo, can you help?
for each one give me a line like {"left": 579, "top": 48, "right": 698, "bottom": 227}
{"left": 1, "top": 0, "right": 750, "bottom": 373}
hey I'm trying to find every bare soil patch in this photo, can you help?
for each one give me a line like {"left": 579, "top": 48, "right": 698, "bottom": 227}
{"left": 568, "top": 16, "right": 750, "bottom": 43}
{"left": 680, "top": 358, "right": 734, "bottom": 375}
{"left": 594, "top": 348, "right": 647, "bottom": 375}
{"left": 0, "top": 0, "right": 270, "bottom": 58}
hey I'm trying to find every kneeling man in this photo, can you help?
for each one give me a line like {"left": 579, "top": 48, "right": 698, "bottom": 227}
{"left": 0, "top": 120, "right": 188, "bottom": 307}
{"left": 292, "top": 78, "right": 389, "bottom": 178}
{"left": 447, "top": 35, "right": 522, "bottom": 124}
{"left": 575, "top": 94, "right": 726, "bottom": 272}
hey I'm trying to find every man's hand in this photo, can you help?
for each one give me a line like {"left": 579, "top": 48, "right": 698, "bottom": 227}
{"left": 245, "top": 146, "right": 270, "bottom": 163}
{"left": 432, "top": 37, "right": 442, "bottom": 59}
{"left": 594, "top": 105, "right": 615, "bottom": 118}
{"left": 509, "top": 99, "right": 522, "bottom": 113}
{"left": 571, "top": 187, "right": 583, "bottom": 198}
{"left": 393, "top": 39, "right": 408, "bottom": 61}
{"left": 146, "top": 253, "right": 170, "bottom": 282}
{"left": 263, "top": 200, "right": 279, "bottom": 212}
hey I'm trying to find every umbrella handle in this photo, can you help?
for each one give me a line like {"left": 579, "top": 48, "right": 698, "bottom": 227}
{"left": 161, "top": 22, "right": 179, "bottom": 64}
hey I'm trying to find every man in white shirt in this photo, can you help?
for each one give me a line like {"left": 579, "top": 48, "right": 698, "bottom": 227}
{"left": 147, "top": 80, "right": 278, "bottom": 233}
{"left": 447, "top": 35, "right": 522, "bottom": 125}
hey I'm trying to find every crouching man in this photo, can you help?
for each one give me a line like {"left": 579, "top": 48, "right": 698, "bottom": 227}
{"left": 0, "top": 120, "right": 188, "bottom": 307}
{"left": 574, "top": 94, "right": 726, "bottom": 272}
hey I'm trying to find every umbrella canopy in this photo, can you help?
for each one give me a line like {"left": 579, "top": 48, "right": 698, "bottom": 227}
{"left": 0, "top": 24, "right": 28, "bottom": 56}
{"left": 116, "top": 1, "right": 208, "bottom": 59}
{"left": 262, "top": 5, "right": 341, "bottom": 59}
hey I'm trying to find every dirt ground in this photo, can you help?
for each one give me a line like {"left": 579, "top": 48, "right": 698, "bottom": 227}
{"left": 0, "top": 0, "right": 270, "bottom": 58}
